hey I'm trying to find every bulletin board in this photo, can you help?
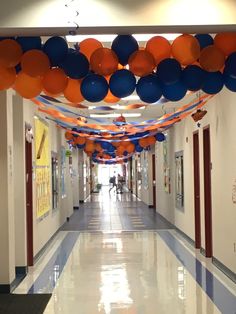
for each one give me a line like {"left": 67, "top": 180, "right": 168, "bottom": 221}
{"left": 35, "top": 117, "right": 51, "bottom": 218}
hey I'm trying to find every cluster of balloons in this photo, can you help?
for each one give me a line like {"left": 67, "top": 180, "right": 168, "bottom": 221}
{"left": 1, "top": 33, "right": 236, "bottom": 102}
{"left": 65, "top": 130, "right": 166, "bottom": 163}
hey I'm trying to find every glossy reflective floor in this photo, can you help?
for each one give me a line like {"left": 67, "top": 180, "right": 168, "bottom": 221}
{"left": 14, "top": 189, "right": 236, "bottom": 314}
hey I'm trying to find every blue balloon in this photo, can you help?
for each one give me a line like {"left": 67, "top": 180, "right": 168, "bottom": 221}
{"left": 131, "top": 139, "right": 139, "bottom": 146}
{"left": 77, "top": 144, "right": 85, "bottom": 149}
{"left": 81, "top": 74, "right": 108, "bottom": 102}
{"left": 15, "top": 63, "right": 21, "bottom": 74}
{"left": 16, "top": 37, "right": 41, "bottom": 52}
{"left": 107, "top": 144, "right": 115, "bottom": 153}
{"left": 111, "top": 35, "right": 138, "bottom": 65}
{"left": 162, "top": 81, "right": 187, "bottom": 101}
{"left": 61, "top": 51, "right": 89, "bottom": 79}
{"left": 109, "top": 69, "right": 136, "bottom": 98}
{"left": 224, "top": 52, "right": 236, "bottom": 79}
{"left": 156, "top": 58, "right": 182, "bottom": 85}
{"left": 136, "top": 74, "right": 162, "bottom": 103}
{"left": 43, "top": 36, "right": 68, "bottom": 66}
{"left": 194, "top": 34, "right": 213, "bottom": 50}
{"left": 72, "top": 127, "right": 79, "bottom": 137}
{"left": 0, "top": 37, "right": 15, "bottom": 41}
{"left": 101, "top": 141, "right": 110, "bottom": 150}
{"left": 92, "top": 152, "right": 98, "bottom": 158}
{"left": 202, "top": 71, "right": 224, "bottom": 94}
{"left": 224, "top": 71, "right": 236, "bottom": 92}
{"left": 182, "top": 65, "right": 207, "bottom": 91}
{"left": 155, "top": 133, "right": 165, "bottom": 142}
{"left": 135, "top": 144, "right": 143, "bottom": 152}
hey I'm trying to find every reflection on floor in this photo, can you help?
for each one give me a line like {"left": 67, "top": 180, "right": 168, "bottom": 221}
{"left": 61, "top": 188, "right": 173, "bottom": 231}
{"left": 14, "top": 190, "right": 236, "bottom": 314}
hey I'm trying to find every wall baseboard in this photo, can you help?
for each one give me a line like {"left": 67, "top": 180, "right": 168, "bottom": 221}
{"left": 33, "top": 227, "right": 61, "bottom": 264}
{"left": 0, "top": 266, "right": 28, "bottom": 293}
{"left": 200, "top": 247, "right": 206, "bottom": 256}
{"left": 15, "top": 266, "right": 28, "bottom": 276}
{"left": 212, "top": 257, "right": 236, "bottom": 284}
{"left": 174, "top": 226, "right": 195, "bottom": 247}
{"left": 156, "top": 211, "right": 236, "bottom": 284}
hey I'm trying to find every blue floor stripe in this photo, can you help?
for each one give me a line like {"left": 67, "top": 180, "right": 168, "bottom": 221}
{"left": 28, "top": 232, "right": 79, "bottom": 294}
{"left": 157, "top": 230, "right": 236, "bottom": 314}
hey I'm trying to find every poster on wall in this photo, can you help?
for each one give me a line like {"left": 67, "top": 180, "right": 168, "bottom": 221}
{"left": 61, "top": 147, "right": 66, "bottom": 198}
{"left": 163, "top": 137, "right": 171, "bottom": 193}
{"left": 35, "top": 117, "right": 51, "bottom": 218}
{"left": 175, "top": 151, "right": 184, "bottom": 210}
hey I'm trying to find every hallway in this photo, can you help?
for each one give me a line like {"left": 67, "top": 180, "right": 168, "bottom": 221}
{"left": 13, "top": 191, "right": 236, "bottom": 314}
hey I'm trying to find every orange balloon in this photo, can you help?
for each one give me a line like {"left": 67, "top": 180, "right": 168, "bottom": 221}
{"left": 75, "top": 136, "right": 86, "bottom": 145}
{"left": 214, "top": 33, "right": 236, "bottom": 56}
{"left": 126, "top": 143, "right": 135, "bottom": 153}
{"left": 21, "top": 49, "right": 50, "bottom": 77}
{"left": 0, "top": 39, "right": 22, "bottom": 67}
{"left": 43, "top": 68, "right": 68, "bottom": 94}
{"left": 128, "top": 50, "right": 155, "bottom": 76}
{"left": 95, "top": 143, "right": 103, "bottom": 152}
{"left": 42, "top": 88, "right": 61, "bottom": 98}
{"left": 147, "top": 136, "right": 156, "bottom": 146}
{"left": 146, "top": 36, "right": 171, "bottom": 65}
{"left": 112, "top": 141, "right": 120, "bottom": 148}
{"left": 90, "top": 47, "right": 118, "bottom": 76}
{"left": 14, "top": 72, "right": 42, "bottom": 99}
{"left": 79, "top": 38, "right": 103, "bottom": 61}
{"left": 63, "top": 78, "right": 84, "bottom": 103}
{"left": 104, "top": 89, "right": 120, "bottom": 103}
{"left": 65, "top": 131, "right": 73, "bottom": 141}
{"left": 199, "top": 45, "right": 225, "bottom": 72}
{"left": 0, "top": 66, "right": 16, "bottom": 90}
{"left": 85, "top": 142, "right": 95, "bottom": 153}
{"left": 117, "top": 145, "right": 126, "bottom": 156}
{"left": 171, "top": 34, "right": 200, "bottom": 66}
{"left": 139, "top": 138, "right": 149, "bottom": 148}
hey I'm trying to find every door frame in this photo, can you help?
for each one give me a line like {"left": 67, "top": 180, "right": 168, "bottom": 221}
{"left": 193, "top": 131, "right": 201, "bottom": 249}
{"left": 25, "top": 139, "right": 33, "bottom": 266}
{"left": 152, "top": 153, "right": 156, "bottom": 209}
{"left": 203, "top": 126, "right": 213, "bottom": 258}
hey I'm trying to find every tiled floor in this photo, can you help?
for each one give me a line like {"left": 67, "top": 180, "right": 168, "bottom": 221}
{"left": 14, "top": 188, "right": 236, "bottom": 314}
{"left": 61, "top": 188, "right": 173, "bottom": 231}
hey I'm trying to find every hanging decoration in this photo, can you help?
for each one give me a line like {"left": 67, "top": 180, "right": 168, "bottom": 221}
{"left": 0, "top": 33, "right": 234, "bottom": 163}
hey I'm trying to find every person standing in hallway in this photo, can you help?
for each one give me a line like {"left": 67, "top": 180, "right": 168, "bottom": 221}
{"left": 109, "top": 173, "right": 116, "bottom": 192}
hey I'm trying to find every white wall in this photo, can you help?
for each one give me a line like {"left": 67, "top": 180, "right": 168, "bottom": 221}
{"left": 0, "top": 90, "right": 15, "bottom": 284}
{"left": 155, "top": 130, "right": 175, "bottom": 224}
{"left": 156, "top": 88, "right": 236, "bottom": 274}
{"left": 140, "top": 149, "right": 154, "bottom": 206}
{"left": 23, "top": 99, "right": 75, "bottom": 256}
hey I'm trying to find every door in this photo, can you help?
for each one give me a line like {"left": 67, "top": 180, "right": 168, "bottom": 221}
{"left": 193, "top": 132, "right": 201, "bottom": 249}
{"left": 25, "top": 140, "right": 33, "bottom": 266}
{"left": 152, "top": 154, "right": 156, "bottom": 209}
{"left": 203, "top": 127, "right": 213, "bottom": 258}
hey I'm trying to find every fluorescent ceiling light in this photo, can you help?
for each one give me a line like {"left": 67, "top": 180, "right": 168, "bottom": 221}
{"left": 66, "top": 34, "right": 118, "bottom": 43}
{"left": 90, "top": 113, "right": 141, "bottom": 118}
{"left": 121, "top": 95, "right": 140, "bottom": 101}
{"left": 66, "top": 33, "right": 181, "bottom": 43}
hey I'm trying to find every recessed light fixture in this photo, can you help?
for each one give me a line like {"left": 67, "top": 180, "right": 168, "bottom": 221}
{"left": 90, "top": 113, "right": 141, "bottom": 118}
{"left": 66, "top": 33, "right": 181, "bottom": 43}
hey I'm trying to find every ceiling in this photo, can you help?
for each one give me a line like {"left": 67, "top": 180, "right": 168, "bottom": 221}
{"left": 0, "top": 0, "right": 236, "bottom": 36}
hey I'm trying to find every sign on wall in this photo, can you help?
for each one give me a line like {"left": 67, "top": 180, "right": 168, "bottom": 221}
{"left": 35, "top": 117, "right": 51, "bottom": 218}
